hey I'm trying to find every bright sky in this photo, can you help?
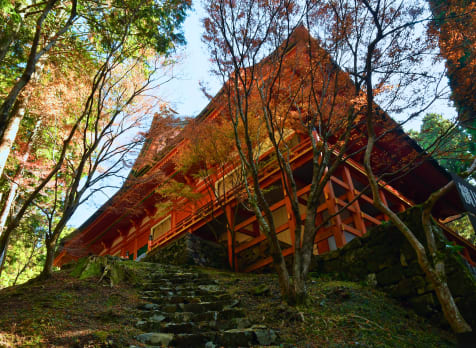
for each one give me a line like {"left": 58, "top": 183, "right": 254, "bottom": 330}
{"left": 160, "top": 3, "right": 221, "bottom": 119}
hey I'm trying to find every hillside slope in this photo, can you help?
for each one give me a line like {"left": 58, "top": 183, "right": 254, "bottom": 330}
{"left": 0, "top": 258, "right": 456, "bottom": 347}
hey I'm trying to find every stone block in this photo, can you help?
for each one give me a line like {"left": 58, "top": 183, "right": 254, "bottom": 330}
{"left": 217, "top": 328, "right": 255, "bottom": 347}
{"left": 408, "top": 293, "right": 438, "bottom": 316}
{"left": 254, "top": 328, "right": 278, "bottom": 345}
{"left": 136, "top": 332, "right": 174, "bottom": 346}
{"left": 376, "top": 265, "right": 403, "bottom": 286}
{"left": 320, "top": 250, "right": 340, "bottom": 262}
{"left": 403, "top": 261, "right": 424, "bottom": 277}
{"left": 341, "top": 237, "right": 362, "bottom": 252}
{"left": 389, "top": 278, "right": 417, "bottom": 298}
{"left": 366, "top": 247, "right": 399, "bottom": 273}
{"left": 367, "top": 273, "right": 377, "bottom": 287}
{"left": 321, "top": 259, "right": 341, "bottom": 273}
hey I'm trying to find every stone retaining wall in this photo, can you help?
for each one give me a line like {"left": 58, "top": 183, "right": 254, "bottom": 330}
{"left": 312, "top": 207, "right": 476, "bottom": 330}
{"left": 143, "top": 233, "right": 229, "bottom": 270}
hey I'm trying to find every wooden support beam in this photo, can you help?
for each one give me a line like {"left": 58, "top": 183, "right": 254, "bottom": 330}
{"left": 235, "top": 224, "right": 259, "bottom": 238}
{"left": 118, "top": 228, "right": 128, "bottom": 240}
{"left": 361, "top": 212, "right": 382, "bottom": 226}
{"left": 315, "top": 228, "right": 334, "bottom": 243}
{"left": 342, "top": 223, "right": 363, "bottom": 237}
{"left": 324, "top": 181, "right": 346, "bottom": 248}
{"left": 330, "top": 175, "right": 350, "bottom": 190}
{"left": 379, "top": 190, "right": 390, "bottom": 221}
{"left": 252, "top": 221, "right": 260, "bottom": 237}
{"left": 244, "top": 247, "right": 294, "bottom": 273}
{"left": 343, "top": 166, "right": 367, "bottom": 236}
{"left": 234, "top": 200, "right": 286, "bottom": 231}
{"left": 225, "top": 204, "right": 234, "bottom": 270}
{"left": 130, "top": 218, "right": 141, "bottom": 231}
{"left": 235, "top": 222, "right": 289, "bottom": 253}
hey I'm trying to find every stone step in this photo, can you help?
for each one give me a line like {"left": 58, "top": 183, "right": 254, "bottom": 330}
{"left": 141, "top": 293, "right": 232, "bottom": 304}
{"left": 140, "top": 287, "right": 224, "bottom": 297}
{"left": 136, "top": 320, "right": 200, "bottom": 334}
{"left": 136, "top": 307, "right": 246, "bottom": 326}
{"left": 135, "top": 332, "right": 174, "bottom": 346}
{"left": 174, "top": 308, "right": 244, "bottom": 323}
{"left": 140, "top": 295, "right": 200, "bottom": 304}
{"left": 171, "top": 333, "right": 213, "bottom": 347}
{"left": 139, "top": 299, "right": 234, "bottom": 314}
{"left": 134, "top": 327, "right": 278, "bottom": 347}
{"left": 216, "top": 308, "right": 246, "bottom": 321}
{"left": 135, "top": 332, "right": 214, "bottom": 347}
{"left": 142, "top": 284, "right": 219, "bottom": 292}
{"left": 130, "top": 264, "right": 279, "bottom": 347}
{"left": 178, "top": 300, "right": 231, "bottom": 313}
{"left": 143, "top": 278, "right": 219, "bottom": 287}
{"left": 161, "top": 322, "right": 198, "bottom": 334}
{"left": 215, "top": 329, "right": 256, "bottom": 347}
{"left": 215, "top": 327, "right": 279, "bottom": 347}
{"left": 197, "top": 317, "right": 251, "bottom": 331}
{"left": 146, "top": 274, "right": 212, "bottom": 283}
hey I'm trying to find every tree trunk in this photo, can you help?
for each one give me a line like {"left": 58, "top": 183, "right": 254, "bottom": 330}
{"left": 38, "top": 237, "right": 56, "bottom": 280}
{"left": 364, "top": 127, "right": 472, "bottom": 333}
{"left": 292, "top": 250, "right": 307, "bottom": 305}
{"left": 0, "top": 226, "right": 12, "bottom": 276}
{"left": 0, "top": 182, "right": 18, "bottom": 235}
{"left": 0, "top": 98, "right": 25, "bottom": 179}
{"left": 0, "top": 117, "right": 42, "bottom": 276}
{"left": 429, "top": 267, "right": 472, "bottom": 333}
{"left": 273, "top": 249, "right": 293, "bottom": 301}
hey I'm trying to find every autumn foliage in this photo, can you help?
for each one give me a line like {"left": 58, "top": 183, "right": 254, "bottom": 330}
{"left": 428, "top": 0, "right": 476, "bottom": 133}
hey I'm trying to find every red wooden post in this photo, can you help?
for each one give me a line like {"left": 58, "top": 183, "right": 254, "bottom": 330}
{"left": 315, "top": 213, "right": 330, "bottom": 253}
{"left": 118, "top": 229, "right": 127, "bottom": 258}
{"left": 225, "top": 204, "right": 235, "bottom": 270}
{"left": 325, "top": 180, "right": 346, "bottom": 248}
{"left": 343, "top": 166, "right": 367, "bottom": 236}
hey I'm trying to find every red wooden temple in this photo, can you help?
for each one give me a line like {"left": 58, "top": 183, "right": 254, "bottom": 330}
{"left": 54, "top": 29, "right": 476, "bottom": 271}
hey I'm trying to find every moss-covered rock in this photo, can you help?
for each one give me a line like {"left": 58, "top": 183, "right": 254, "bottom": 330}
{"left": 69, "top": 256, "right": 138, "bottom": 286}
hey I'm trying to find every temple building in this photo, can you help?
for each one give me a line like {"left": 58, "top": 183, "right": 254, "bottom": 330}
{"left": 54, "top": 28, "right": 476, "bottom": 271}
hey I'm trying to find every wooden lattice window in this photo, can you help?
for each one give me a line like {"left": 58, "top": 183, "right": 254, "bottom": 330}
{"left": 151, "top": 216, "right": 171, "bottom": 240}
{"left": 215, "top": 168, "right": 241, "bottom": 197}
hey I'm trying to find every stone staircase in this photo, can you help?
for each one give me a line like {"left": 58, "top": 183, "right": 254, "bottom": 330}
{"left": 130, "top": 264, "right": 278, "bottom": 347}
